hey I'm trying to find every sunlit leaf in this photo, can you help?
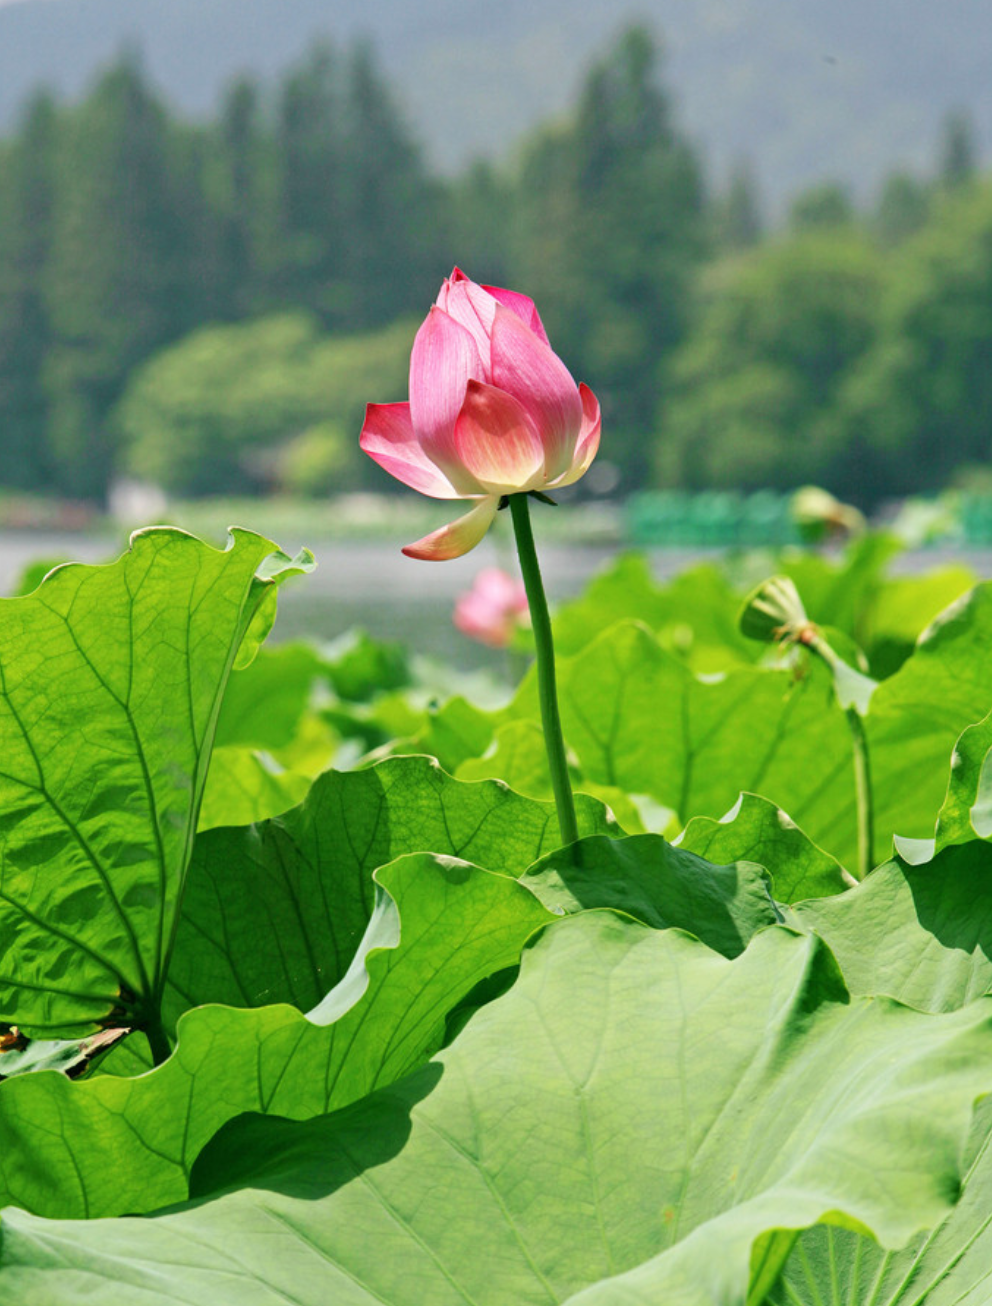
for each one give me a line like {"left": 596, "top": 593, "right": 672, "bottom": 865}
{"left": 0, "top": 528, "right": 310, "bottom": 1038}
{"left": 166, "top": 754, "right": 617, "bottom": 1024}
{"left": 7, "top": 919, "right": 992, "bottom": 1304}
{"left": 0, "top": 855, "right": 551, "bottom": 1218}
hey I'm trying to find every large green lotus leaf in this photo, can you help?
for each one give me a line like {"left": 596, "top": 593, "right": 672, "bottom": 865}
{"left": 457, "top": 719, "right": 554, "bottom": 794}
{"left": 201, "top": 642, "right": 337, "bottom": 829}
{"left": 859, "top": 583, "right": 992, "bottom": 860}
{"left": 505, "top": 621, "right": 857, "bottom": 858}
{"left": 677, "top": 792, "right": 853, "bottom": 902}
{"left": 323, "top": 628, "right": 410, "bottom": 703}
{"left": 505, "top": 585, "right": 992, "bottom": 868}
{"left": 771, "top": 1095, "right": 992, "bottom": 1305}
{"left": 553, "top": 554, "right": 758, "bottom": 670}
{"left": 197, "top": 745, "right": 314, "bottom": 829}
{"left": 521, "top": 832, "right": 781, "bottom": 956}
{"left": 7, "top": 918, "right": 992, "bottom": 1305}
{"left": 213, "top": 642, "right": 327, "bottom": 752}
{"left": 164, "top": 754, "right": 616, "bottom": 1024}
{"left": 0, "top": 853, "right": 552, "bottom": 1219}
{"left": 406, "top": 694, "right": 496, "bottom": 770}
{"left": 935, "top": 708, "right": 992, "bottom": 851}
{"left": 858, "top": 562, "right": 976, "bottom": 679}
{"left": 792, "top": 840, "right": 992, "bottom": 1012}
{"left": 456, "top": 719, "right": 649, "bottom": 833}
{"left": 0, "top": 528, "right": 310, "bottom": 1038}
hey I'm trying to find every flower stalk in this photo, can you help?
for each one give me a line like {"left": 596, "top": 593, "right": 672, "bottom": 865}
{"left": 508, "top": 493, "right": 578, "bottom": 847}
{"left": 739, "top": 575, "right": 877, "bottom": 882}
{"left": 844, "top": 704, "right": 874, "bottom": 881}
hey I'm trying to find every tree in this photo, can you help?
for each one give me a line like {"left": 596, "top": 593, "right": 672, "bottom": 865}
{"left": 42, "top": 54, "right": 204, "bottom": 499}
{"left": 789, "top": 181, "right": 854, "bottom": 231}
{"left": 443, "top": 159, "right": 514, "bottom": 289}
{"left": 266, "top": 43, "right": 347, "bottom": 321}
{"left": 205, "top": 76, "right": 267, "bottom": 319}
{"left": 116, "top": 313, "right": 413, "bottom": 496}
{"left": 658, "top": 231, "right": 887, "bottom": 499}
{"left": 0, "top": 92, "right": 59, "bottom": 490}
{"left": 937, "top": 109, "right": 978, "bottom": 191}
{"left": 873, "top": 171, "right": 930, "bottom": 246}
{"left": 836, "top": 180, "right": 992, "bottom": 500}
{"left": 339, "top": 41, "right": 443, "bottom": 328}
{"left": 714, "top": 161, "right": 763, "bottom": 251}
{"left": 512, "top": 25, "right": 707, "bottom": 487}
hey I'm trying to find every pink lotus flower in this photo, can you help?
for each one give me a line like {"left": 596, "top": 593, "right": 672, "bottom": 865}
{"left": 360, "top": 268, "right": 601, "bottom": 560}
{"left": 454, "top": 568, "right": 530, "bottom": 648}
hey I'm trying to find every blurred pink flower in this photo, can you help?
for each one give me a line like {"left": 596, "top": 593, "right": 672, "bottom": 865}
{"left": 453, "top": 568, "right": 530, "bottom": 648}
{"left": 360, "top": 267, "right": 600, "bottom": 560}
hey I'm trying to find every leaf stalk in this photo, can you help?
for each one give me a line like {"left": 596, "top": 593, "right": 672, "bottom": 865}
{"left": 508, "top": 493, "right": 579, "bottom": 847}
{"left": 845, "top": 705, "right": 875, "bottom": 881}
{"left": 144, "top": 1015, "right": 172, "bottom": 1068}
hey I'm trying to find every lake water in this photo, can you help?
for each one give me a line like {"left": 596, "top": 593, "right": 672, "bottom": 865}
{"left": 2, "top": 530, "right": 988, "bottom": 673}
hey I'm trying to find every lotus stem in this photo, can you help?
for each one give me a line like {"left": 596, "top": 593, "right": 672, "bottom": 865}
{"left": 508, "top": 493, "right": 579, "bottom": 847}
{"left": 846, "top": 706, "right": 874, "bottom": 881}
{"left": 144, "top": 1015, "right": 172, "bottom": 1068}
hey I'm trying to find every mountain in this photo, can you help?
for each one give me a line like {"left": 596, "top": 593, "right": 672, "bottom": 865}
{"left": 0, "top": 0, "right": 989, "bottom": 207}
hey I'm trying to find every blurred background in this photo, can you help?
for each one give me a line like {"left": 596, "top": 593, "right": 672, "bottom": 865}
{"left": 0, "top": 0, "right": 991, "bottom": 657}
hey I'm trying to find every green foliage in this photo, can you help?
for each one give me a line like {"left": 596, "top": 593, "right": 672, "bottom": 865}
{"left": 713, "top": 160, "right": 764, "bottom": 251}
{"left": 512, "top": 25, "right": 706, "bottom": 486}
{"left": 2, "top": 26, "right": 992, "bottom": 503}
{"left": 42, "top": 56, "right": 209, "bottom": 499}
{"left": 873, "top": 169, "right": 931, "bottom": 245}
{"left": 5, "top": 524, "right": 992, "bottom": 1303}
{"left": 8, "top": 919, "right": 992, "bottom": 1305}
{"left": 835, "top": 179, "right": 992, "bottom": 502}
{"left": 788, "top": 179, "right": 855, "bottom": 231}
{"left": 0, "top": 93, "right": 58, "bottom": 492}
{"left": 0, "top": 854, "right": 553, "bottom": 1218}
{"left": 678, "top": 792, "right": 851, "bottom": 902}
{"left": 659, "top": 229, "right": 886, "bottom": 497}
{"left": 0, "top": 528, "right": 310, "bottom": 1043}
{"left": 116, "top": 313, "right": 413, "bottom": 495}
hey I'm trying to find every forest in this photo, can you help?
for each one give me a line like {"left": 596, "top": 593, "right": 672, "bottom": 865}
{"left": 0, "top": 23, "right": 988, "bottom": 508}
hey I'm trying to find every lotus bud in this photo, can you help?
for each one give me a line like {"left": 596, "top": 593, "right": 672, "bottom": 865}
{"left": 360, "top": 268, "right": 600, "bottom": 560}
{"left": 738, "top": 575, "right": 811, "bottom": 645}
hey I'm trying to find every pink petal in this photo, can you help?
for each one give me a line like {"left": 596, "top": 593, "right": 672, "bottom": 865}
{"left": 489, "top": 306, "right": 583, "bottom": 482}
{"left": 474, "top": 567, "right": 528, "bottom": 613}
{"left": 435, "top": 274, "right": 497, "bottom": 375}
{"left": 454, "top": 568, "right": 528, "bottom": 645}
{"left": 408, "top": 307, "right": 487, "bottom": 494}
{"left": 553, "top": 383, "right": 602, "bottom": 488}
{"left": 453, "top": 380, "right": 546, "bottom": 494}
{"left": 360, "top": 403, "right": 464, "bottom": 499}
{"left": 402, "top": 496, "right": 499, "bottom": 562}
{"left": 483, "top": 284, "right": 551, "bottom": 346}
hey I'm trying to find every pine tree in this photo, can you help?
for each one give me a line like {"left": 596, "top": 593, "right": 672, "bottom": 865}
{"left": 716, "top": 161, "right": 763, "bottom": 250}
{"left": 269, "top": 42, "right": 348, "bottom": 321}
{"left": 789, "top": 181, "right": 854, "bottom": 231}
{"left": 937, "top": 110, "right": 978, "bottom": 191}
{"left": 0, "top": 92, "right": 59, "bottom": 491}
{"left": 514, "top": 25, "right": 707, "bottom": 487}
{"left": 873, "top": 171, "right": 930, "bottom": 245}
{"left": 206, "top": 76, "right": 266, "bottom": 318}
{"left": 42, "top": 53, "right": 202, "bottom": 499}
{"left": 340, "top": 40, "right": 443, "bottom": 328}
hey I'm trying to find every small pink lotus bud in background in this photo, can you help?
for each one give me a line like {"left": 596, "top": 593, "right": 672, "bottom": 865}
{"left": 360, "top": 267, "right": 600, "bottom": 560}
{"left": 453, "top": 568, "right": 530, "bottom": 648}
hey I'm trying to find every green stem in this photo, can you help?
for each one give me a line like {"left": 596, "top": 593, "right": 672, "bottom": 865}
{"left": 144, "top": 1015, "right": 172, "bottom": 1068}
{"left": 845, "top": 706, "right": 874, "bottom": 881}
{"left": 508, "top": 493, "right": 579, "bottom": 846}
